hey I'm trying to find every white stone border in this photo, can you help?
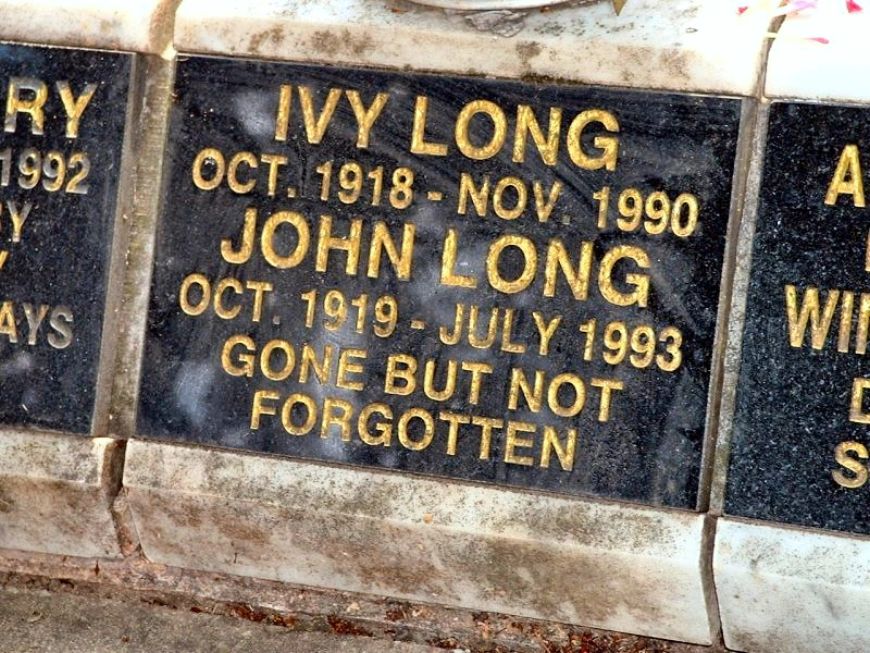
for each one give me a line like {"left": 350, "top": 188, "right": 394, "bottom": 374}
{"left": 174, "top": 0, "right": 772, "bottom": 96}
{"left": 715, "top": 517, "right": 870, "bottom": 653}
{"left": 0, "top": 430, "right": 123, "bottom": 558}
{"left": 0, "top": 0, "right": 179, "bottom": 54}
{"left": 124, "top": 438, "right": 715, "bottom": 644}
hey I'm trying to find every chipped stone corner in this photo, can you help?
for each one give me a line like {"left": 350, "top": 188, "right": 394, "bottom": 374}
{"left": 0, "top": 430, "right": 124, "bottom": 559}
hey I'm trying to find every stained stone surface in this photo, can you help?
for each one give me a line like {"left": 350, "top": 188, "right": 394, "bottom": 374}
{"left": 0, "top": 0, "right": 179, "bottom": 54}
{"left": 123, "top": 439, "right": 714, "bottom": 644}
{"left": 0, "top": 44, "right": 131, "bottom": 434}
{"left": 715, "top": 518, "right": 870, "bottom": 653}
{"left": 0, "top": 586, "right": 442, "bottom": 653}
{"left": 139, "top": 56, "right": 742, "bottom": 509}
{"left": 173, "top": 0, "right": 775, "bottom": 96}
{"left": 726, "top": 102, "right": 870, "bottom": 534}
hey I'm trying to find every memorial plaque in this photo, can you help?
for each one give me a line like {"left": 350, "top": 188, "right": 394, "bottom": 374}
{"left": 139, "top": 56, "right": 741, "bottom": 508}
{"left": 727, "top": 102, "right": 870, "bottom": 533}
{"left": 0, "top": 44, "right": 131, "bottom": 433}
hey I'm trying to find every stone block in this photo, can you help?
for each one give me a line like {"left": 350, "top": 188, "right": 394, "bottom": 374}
{"left": 124, "top": 438, "right": 714, "bottom": 644}
{"left": 0, "top": 430, "right": 122, "bottom": 558}
{"left": 715, "top": 518, "right": 870, "bottom": 653}
{"left": 174, "top": 0, "right": 773, "bottom": 95}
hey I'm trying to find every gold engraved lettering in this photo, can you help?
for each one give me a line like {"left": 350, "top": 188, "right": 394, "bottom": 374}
{"left": 532, "top": 311, "right": 561, "bottom": 356}
{"left": 590, "top": 377, "right": 623, "bottom": 422}
{"left": 504, "top": 421, "right": 535, "bottom": 466}
{"left": 455, "top": 99, "right": 508, "bottom": 161}
{"left": 513, "top": 105, "right": 561, "bottom": 166}
{"left": 179, "top": 273, "right": 210, "bottom": 316}
{"left": 825, "top": 144, "right": 866, "bottom": 207}
{"left": 213, "top": 277, "right": 243, "bottom": 319}
{"left": 457, "top": 172, "right": 489, "bottom": 216}
{"left": 7, "top": 201, "right": 30, "bottom": 243}
{"left": 192, "top": 148, "right": 225, "bottom": 190}
{"left": 501, "top": 308, "right": 525, "bottom": 353}
{"left": 5, "top": 78, "right": 47, "bottom": 135}
{"left": 227, "top": 152, "right": 258, "bottom": 194}
{"left": 261, "top": 211, "right": 310, "bottom": 269}
{"left": 423, "top": 359, "right": 457, "bottom": 401}
{"left": 857, "top": 293, "right": 870, "bottom": 355}
{"left": 544, "top": 239, "right": 593, "bottom": 299}
{"left": 471, "top": 415, "right": 501, "bottom": 459}
{"left": 261, "top": 339, "right": 296, "bottom": 381}
{"left": 259, "top": 153, "right": 287, "bottom": 197}
{"left": 274, "top": 84, "right": 292, "bottom": 141}
{"left": 321, "top": 396, "right": 353, "bottom": 441}
{"left": 533, "top": 180, "right": 562, "bottom": 223}
{"left": 547, "top": 373, "right": 586, "bottom": 417}
{"left": 298, "top": 344, "right": 334, "bottom": 384}
{"left": 245, "top": 280, "right": 272, "bottom": 323}
{"left": 336, "top": 348, "right": 367, "bottom": 391}
{"left": 439, "top": 411, "right": 471, "bottom": 455}
{"left": 468, "top": 305, "right": 498, "bottom": 349}
{"left": 222, "top": 208, "right": 256, "bottom": 264}
{"left": 508, "top": 368, "right": 543, "bottom": 412}
{"left": 540, "top": 426, "right": 576, "bottom": 471}
{"left": 298, "top": 86, "right": 341, "bottom": 144}
{"left": 221, "top": 334, "right": 255, "bottom": 377}
{"left": 850, "top": 378, "right": 870, "bottom": 424}
{"left": 316, "top": 215, "right": 362, "bottom": 275}
{"left": 366, "top": 221, "right": 415, "bottom": 281}
{"left": 56, "top": 81, "right": 96, "bottom": 139}
{"left": 48, "top": 307, "right": 73, "bottom": 349}
{"left": 411, "top": 96, "right": 448, "bottom": 156}
{"left": 440, "top": 229, "right": 477, "bottom": 288}
{"left": 0, "top": 301, "right": 18, "bottom": 343}
{"left": 250, "top": 389, "right": 279, "bottom": 429}
{"left": 833, "top": 441, "right": 869, "bottom": 489}
{"left": 785, "top": 285, "right": 839, "bottom": 349}
{"left": 385, "top": 353, "right": 417, "bottom": 395}
{"left": 282, "top": 393, "right": 317, "bottom": 435}
{"left": 359, "top": 403, "right": 393, "bottom": 446}
{"left": 599, "top": 245, "right": 650, "bottom": 307}
{"left": 461, "top": 360, "right": 492, "bottom": 405}
{"left": 22, "top": 304, "right": 49, "bottom": 346}
{"left": 566, "top": 109, "right": 620, "bottom": 171}
{"left": 398, "top": 408, "right": 435, "bottom": 451}
{"left": 486, "top": 234, "right": 537, "bottom": 294}
{"left": 838, "top": 291, "right": 855, "bottom": 353}
{"left": 346, "top": 90, "right": 389, "bottom": 148}
{"left": 492, "top": 176, "right": 526, "bottom": 220}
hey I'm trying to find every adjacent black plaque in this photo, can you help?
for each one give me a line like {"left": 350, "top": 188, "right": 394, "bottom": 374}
{"left": 140, "top": 56, "right": 741, "bottom": 508}
{"left": 0, "top": 44, "right": 131, "bottom": 433}
{"left": 727, "top": 102, "right": 870, "bottom": 533}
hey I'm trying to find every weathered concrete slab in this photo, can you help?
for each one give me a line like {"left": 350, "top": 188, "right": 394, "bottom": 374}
{"left": 0, "top": 0, "right": 179, "bottom": 53}
{"left": 0, "top": 585, "right": 441, "bottom": 653}
{"left": 715, "top": 518, "right": 870, "bottom": 653}
{"left": 0, "top": 430, "right": 122, "bottom": 559}
{"left": 124, "top": 439, "right": 714, "bottom": 644}
{"left": 174, "top": 0, "right": 773, "bottom": 96}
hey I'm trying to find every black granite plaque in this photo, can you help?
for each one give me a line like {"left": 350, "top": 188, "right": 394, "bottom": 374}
{"left": 139, "top": 55, "right": 741, "bottom": 508}
{"left": 0, "top": 44, "right": 131, "bottom": 433}
{"left": 727, "top": 102, "right": 870, "bottom": 533}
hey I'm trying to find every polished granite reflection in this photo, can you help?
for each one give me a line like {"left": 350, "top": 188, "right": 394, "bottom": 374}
{"left": 0, "top": 43, "right": 131, "bottom": 433}
{"left": 140, "top": 56, "right": 741, "bottom": 508}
